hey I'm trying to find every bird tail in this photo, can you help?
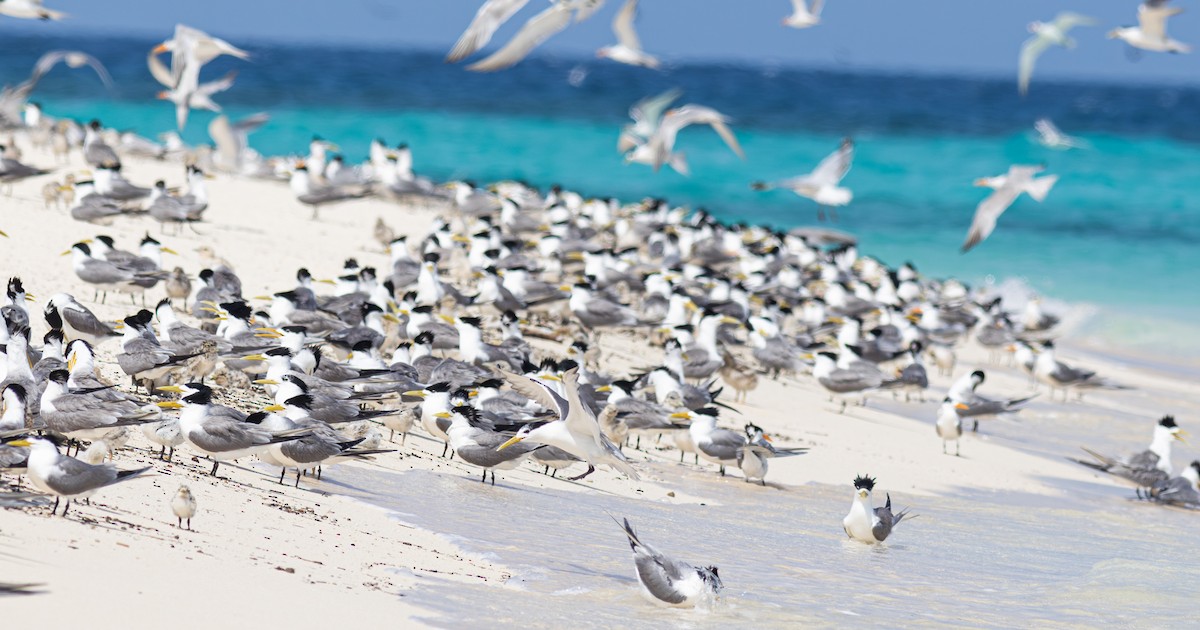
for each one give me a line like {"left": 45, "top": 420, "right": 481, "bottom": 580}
{"left": 1070, "top": 447, "right": 1114, "bottom": 471}
{"left": 110, "top": 466, "right": 153, "bottom": 485}
{"left": 612, "top": 514, "right": 643, "bottom": 552}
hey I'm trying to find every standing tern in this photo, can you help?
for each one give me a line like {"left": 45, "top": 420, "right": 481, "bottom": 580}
{"left": 1108, "top": 0, "right": 1190, "bottom": 54}
{"left": 596, "top": 0, "right": 659, "bottom": 69}
{"left": 444, "top": 406, "right": 542, "bottom": 485}
{"left": 11, "top": 435, "right": 150, "bottom": 517}
{"left": 497, "top": 366, "right": 639, "bottom": 480}
{"left": 1017, "top": 12, "right": 1096, "bottom": 96}
{"left": 752, "top": 138, "right": 853, "bottom": 221}
{"left": 446, "top": 0, "right": 532, "bottom": 63}
{"left": 935, "top": 399, "right": 967, "bottom": 456}
{"left": 614, "top": 516, "right": 722, "bottom": 608}
{"left": 961, "top": 165, "right": 1057, "bottom": 253}
{"left": 783, "top": 0, "right": 824, "bottom": 29}
{"left": 842, "top": 475, "right": 910, "bottom": 544}
{"left": 466, "top": 0, "right": 607, "bottom": 72}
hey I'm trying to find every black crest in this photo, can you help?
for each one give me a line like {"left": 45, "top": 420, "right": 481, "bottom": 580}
{"left": 853, "top": 475, "right": 876, "bottom": 491}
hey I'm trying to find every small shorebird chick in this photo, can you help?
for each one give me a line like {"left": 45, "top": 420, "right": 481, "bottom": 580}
{"left": 165, "top": 267, "right": 192, "bottom": 308}
{"left": 936, "top": 399, "right": 967, "bottom": 456}
{"left": 842, "top": 474, "right": 910, "bottom": 544}
{"left": 171, "top": 485, "right": 197, "bottom": 530}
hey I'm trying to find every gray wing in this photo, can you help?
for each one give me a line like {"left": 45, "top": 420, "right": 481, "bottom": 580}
{"left": 1017, "top": 36, "right": 1051, "bottom": 96}
{"left": 634, "top": 554, "right": 690, "bottom": 604}
{"left": 819, "top": 368, "right": 881, "bottom": 393}
{"left": 699, "top": 428, "right": 746, "bottom": 461}
{"left": 188, "top": 418, "right": 269, "bottom": 453}
{"left": 63, "top": 306, "right": 116, "bottom": 337}
{"left": 43, "top": 457, "right": 118, "bottom": 495}
{"left": 279, "top": 435, "right": 343, "bottom": 465}
{"left": 872, "top": 504, "right": 895, "bottom": 542}
{"left": 501, "top": 370, "right": 570, "bottom": 421}
{"left": 77, "top": 259, "right": 136, "bottom": 284}
{"left": 808, "top": 137, "right": 853, "bottom": 186}
{"left": 612, "top": 0, "right": 641, "bottom": 50}
{"left": 467, "top": 3, "right": 574, "bottom": 72}
{"left": 1050, "top": 360, "right": 1094, "bottom": 385}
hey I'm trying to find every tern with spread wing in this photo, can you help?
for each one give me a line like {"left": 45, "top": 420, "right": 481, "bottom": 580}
{"left": 962, "top": 164, "right": 1057, "bottom": 253}
{"left": 466, "top": 0, "right": 606, "bottom": 72}
{"left": 497, "top": 366, "right": 639, "bottom": 480}
{"left": 783, "top": 0, "right": 824, "bottom": 29}
{"left": 625, "top": 104, "right": 744, "bottom": 175}
{"left": 1018, "top": 12, "right": 1095, "bottom": 96}
{"left": 752, "top": 138, "right": 853, "bottom": 221}
{"left": 1109, "top": 0, "right": 1190, "bottom": 53}
{"left": 597, "top": 0, "right": 659, "bottom": 68}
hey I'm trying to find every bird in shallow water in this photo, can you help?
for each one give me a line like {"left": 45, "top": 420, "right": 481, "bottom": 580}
{"left": 613, "top": 516, "right": 722, "bottom": 608}
{"left": 842, "top": 474, "right": 910, "bottom": 544}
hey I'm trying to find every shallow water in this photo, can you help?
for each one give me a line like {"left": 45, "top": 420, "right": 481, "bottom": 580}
{"left": 333, "top": 455, "right": 1197, "bottom": 628}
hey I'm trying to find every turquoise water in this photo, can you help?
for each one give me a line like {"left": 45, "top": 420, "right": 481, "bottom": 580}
{"left": 5, "top": 32, "right": 1199, "bottom": 340}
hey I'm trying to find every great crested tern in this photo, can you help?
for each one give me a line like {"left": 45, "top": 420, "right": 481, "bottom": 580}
{"left": 12, "top": 435, "right": 150, "bottom": 517}
{"left": 443, "top": 406, "right": 541, "bottom": 484}
{"left": 962, "top": 164, "right": 1057, "bottom": 253}
{"left": 0, "top": 51, "right": 110, "bottom": 128}
{"left": 1144, "top": 460, "right": 1200, "bottom": 508}
{"left": 1072, "top": 415, "right": 1186, "bottom": 487}
{"left": 751, "top": 137, "right": 853, "bottom": 221}
{"left": 39, "top": 369, "right": 152, "bottom": 441}
{"left": 498, "top": 366, "right": 640, "bottom": 480}
{"left": 1108, "top": 0, "right": 1190, "bottom": 53}
{"left": 465, "top": 0, "right": 606, "bottom": 72}
{"left": 1017, "top": 12, "right": 1095, "bottom": 96}
{"left": 617, "top": 88, "right": 682, "bottom": 152}
{"left": 148, "top": 24, "right": 249, "bottom": 130}
{"left": 783, "top": 0, "right": 824, "bottom": 29}
{"left": 842, "top": 475, "right": 910, "bottom": 544}
{"left": 736, "top": 422, "right": 807, "bottom": 485}
{"left": 171, "top": 485, "right": 197, "bottom": 529}
{"left": 160, "top": 385, "right": 305, "bottom": 476}
{"left": 670, "top": 407, "right": 747, "bottom": 475}
{"left": 596, "top": 0, "right": 659, "bottom": 69}
{"left": 946, "top": 370, "right": 1033, "bottom": 431}
{"left": 289, "top": 163, "right": 369, "bottom": 219}
{"left": 614, "top": 516, "right": 722, "bottom": 608}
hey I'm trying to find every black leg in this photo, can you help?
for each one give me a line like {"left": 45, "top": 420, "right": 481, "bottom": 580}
{"left": 62, "top": 500, "right": 71, "bottom": 517}
{"left": 568, "top": 465, "right": 596, "bottom": 481}
{"left": 210, "top": 460, "right": 220, "bottom": 476}
{"left": 295, "top": 470, "right": 301, "bottom": 487}
{"left": 52, "top": 497, "right": 59, "bottom": 515}
{"left": 279, "top": 468, "right": 286, "bottom": 484}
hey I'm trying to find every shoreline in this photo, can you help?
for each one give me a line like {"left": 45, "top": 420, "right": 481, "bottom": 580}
{"left": 2, "top": 133, "right": 1197, "bottom": 626}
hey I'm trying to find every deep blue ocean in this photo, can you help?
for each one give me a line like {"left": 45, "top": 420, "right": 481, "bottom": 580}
{"left": 2, "top": 31, "right": 1197, "bottom": 353}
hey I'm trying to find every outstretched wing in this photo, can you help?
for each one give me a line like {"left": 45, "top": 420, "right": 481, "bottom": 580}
{"left": 446, "top": 0, "right": 532, "bottom": 63}
{"left": 612, "top": 0, "right": 641, "bottom": 50}
{"left": 809, "top": 137, "right": 853, "bottom": 186}
{"left": 962, "top": 185, "right": 1020, "bottom": 253}
{"left": 1018, "top": 36, "right": 1050, "bottom": 96}
{"left": 500, "top": 370, "right": 570, "bottom": 421}
{"left": 468, "top": 3, "right": 574, "bottom": 72}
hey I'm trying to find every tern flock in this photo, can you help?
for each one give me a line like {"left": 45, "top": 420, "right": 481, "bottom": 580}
{"left": 0, "top": 0, "right": 1194, "bottom": 611}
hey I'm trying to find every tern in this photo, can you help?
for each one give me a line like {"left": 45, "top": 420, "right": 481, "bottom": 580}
{"left": 1072, "top": 415, "right": 1186, "bottom": 487}
{"left": 962, "top": 165, "right": 1057, "bottom": 253}
{"left": 842, "top": 475, "right": 910, "bottom": 544}
{"left": 1018, "top": 12, "right": 1096, "bottom": 96}
{"left": 465, "top": 0, "right": 606, "bottom": 72}
{"left": 626, "top": 104, "right": 744, "bottom": 175}
{"left": 11, "top": 435, "right": 150, "bottom": 517}
{"left": 783, "top": 0, "right": 824, "bottom": 29}
{"left": 498, "top": 366, "right": 639, "bottom": 480}
{"left": 1033, "top": 118, "right": 1087, "bottom": 150}
{"left": 596, "top": 0, "right": 659, "bottom": 69}
{"left": 1108, "top": 0, "right": 1190, "bottom": 54}
{"left": 614, "top": 516, "right": 722, "bottom": 608}
{"left": 752, "top": 138, "right": 853, "bottom": 221}
{"left": 444, "top": 406, "right": 543, "bottom": 485}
